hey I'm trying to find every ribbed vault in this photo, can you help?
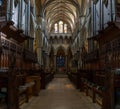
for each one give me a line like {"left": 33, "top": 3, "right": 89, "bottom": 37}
{"left": 42, "top": 0, "right": 81, "bottom": 34}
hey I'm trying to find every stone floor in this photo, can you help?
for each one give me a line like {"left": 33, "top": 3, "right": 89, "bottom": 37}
{"left": 21, "top": 78, "right": 101, "bottom": 109}
{"left": 54, "top": 73, "right": 68, "bottom": 78}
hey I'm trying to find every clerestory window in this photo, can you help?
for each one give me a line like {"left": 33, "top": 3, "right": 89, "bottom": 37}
{"left": 54, "top": 21, "right": 68, "bottom": 33}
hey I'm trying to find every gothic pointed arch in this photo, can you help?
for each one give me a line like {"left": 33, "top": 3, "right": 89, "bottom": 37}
{"left": 56, "top": 46, "right": 66, "bottom": 57}
{"left": 42, "top": 0, "right": 81, "bottom": 37}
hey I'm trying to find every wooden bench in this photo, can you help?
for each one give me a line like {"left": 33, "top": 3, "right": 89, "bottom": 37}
{"left": 79, "top": 70, "right": 105, "bottom": 106}
{"left": 34, "top": 69, "right": 54, "bottom": 89}
{"left": 16, "top": 75, "right": 29, "bottom": 105}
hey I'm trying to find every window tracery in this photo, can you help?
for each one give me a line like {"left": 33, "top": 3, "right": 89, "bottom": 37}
{"left": 59, "top": 21, "right": 63, "bottom": 33}
{"left": 64, "top": 24, "right": 67, "bottom": 33}
{"left": 55, "top": 23, "right": 58, "bottom": 33}
{"left": 54, "top": 21, "right": 68, "bottom": 33}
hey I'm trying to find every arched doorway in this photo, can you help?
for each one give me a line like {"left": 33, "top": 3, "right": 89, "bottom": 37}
{"left": 56, "top": 47, "right": 65, "bottom": 73}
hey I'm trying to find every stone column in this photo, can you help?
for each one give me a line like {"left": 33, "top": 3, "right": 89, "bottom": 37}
{"left": 7, "top": 0, "right": 10, "bottom": 20}
{"left": 41, "top": 50, "right": 44, "bottom": 67}
{"left": 79, "top": 48, "right": 83, "bottom": 69}
{"left": 42, "top": 51, "right": 48, "bottom": 69}
{"left": 35, "top": 27, "right": 43, "bottom": 66}
{"left": 25, "top": 0, "right": 30, "bottom": 35}
{"left": 76, "top": 50, "right": 80, "bottom": 69}
{"left": 29, "top": 37, "right": 34, "bottom": 51}
{"left": 36, "top": 47, "right": 42, "bottom": 65}
{"left": 65, "top": 55, "right": 68, "bottom": 72}
{"left": 54, "top": 55, "right": 56, "bottom": 72}
{"left": 19, "top": 0, "right": 23, "bottom": 28}
{"left": 34, "top": 0, "right": 43, "bottom": 67}
{"left": 7, "top": 0, "right": 14, "bottom": 21}
{"left": 46, "top": 54, "right": 50, "bottom": 69}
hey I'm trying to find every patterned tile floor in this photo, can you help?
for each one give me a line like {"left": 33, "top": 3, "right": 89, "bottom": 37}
{"left": 21, "top": 78, "right": 101, "bottom": 109}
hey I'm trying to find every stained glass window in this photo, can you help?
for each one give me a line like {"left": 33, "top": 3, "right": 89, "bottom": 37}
{"left": 54, "top": 21, "right": 68, "bottom": 33}
{"left": 57, "top": 56, "right": 65, "bottom": 67}
{"left": 64, "top": 24, "right": 67, "bottom": 33}
{"left": 59, "top": 21, "right": 63, "bottom": 33}
{"left": 54, "top": 23, "right": 58, "bottom": 33}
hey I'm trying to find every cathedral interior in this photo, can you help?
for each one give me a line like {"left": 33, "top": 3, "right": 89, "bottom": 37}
{"left": 0, "top": 0, "right": 120, "bottom": 109}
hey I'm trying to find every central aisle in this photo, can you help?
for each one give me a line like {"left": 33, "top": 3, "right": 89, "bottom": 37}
{"left": 21, "top": 78, "right": 101, "bottom": 109}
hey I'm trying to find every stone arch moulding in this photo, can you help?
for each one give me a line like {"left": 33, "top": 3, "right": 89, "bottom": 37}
{"left": 55, "top": 46, "right": 68, "bottom": 56}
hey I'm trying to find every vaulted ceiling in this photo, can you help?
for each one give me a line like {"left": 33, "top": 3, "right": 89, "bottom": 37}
{"left": 15, "top": 0, "right": 89, "bottom": 35}
{"left": 42, "top": 0, "right": 81, "bottom": 33}
{"left": 30, "top": 0, "right": 89, "bottom": 35}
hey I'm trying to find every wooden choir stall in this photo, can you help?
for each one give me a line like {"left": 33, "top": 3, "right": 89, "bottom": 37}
{"left": 79, "top": 22, "right": 120, "bottom": 109}
{"left": 67, "top": 22, "right": 120, "bottom": 109}
{"left": 0, "top": 21, "right": 41, "bottom": 109}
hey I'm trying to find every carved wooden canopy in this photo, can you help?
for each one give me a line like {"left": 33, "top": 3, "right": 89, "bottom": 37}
{"left": 0, "top": 21, "right": 27, "bottom": 43}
